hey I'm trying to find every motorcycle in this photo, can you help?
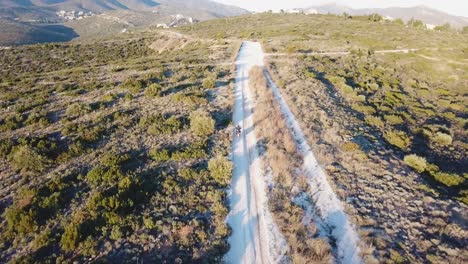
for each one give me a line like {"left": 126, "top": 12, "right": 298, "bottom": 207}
{"left": 235, "top": 126, "right": 241, "bottom": 137}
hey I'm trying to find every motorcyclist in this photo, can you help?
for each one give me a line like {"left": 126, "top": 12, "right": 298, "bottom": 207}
{"left": 235, "top": 125, "right": 242, "bottom": 137}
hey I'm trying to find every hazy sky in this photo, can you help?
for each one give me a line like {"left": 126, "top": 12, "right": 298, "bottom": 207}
{"left": 213, "top": 0, "right": 468, "bottom": 17}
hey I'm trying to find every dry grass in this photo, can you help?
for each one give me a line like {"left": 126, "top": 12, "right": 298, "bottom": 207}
{"left": 249, "top": 66, "right": 333, "bottom": 262}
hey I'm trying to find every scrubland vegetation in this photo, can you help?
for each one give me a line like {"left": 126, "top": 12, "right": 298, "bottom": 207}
{"left": 178, "top": 12, "right": 467, "bottom": 263}
{"left": 254, "top": 14, "right": 467, "bottom": 262}
{"left": 0, "top": 10, "right": 466, "bottom": 264}
{"left": 179, "top": 13, "right": 468, "bottom": 53}
{"left": 302, "top": 50, "right": 467, "bottom": 196}
{"left": 0, "top": 30, "right": 238, "bottom": 262}
{"left": 267, "top": 55, "right": 467, "bottom": 263}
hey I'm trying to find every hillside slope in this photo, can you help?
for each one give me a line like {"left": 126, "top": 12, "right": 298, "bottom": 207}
{"left": 0, "top": 0, "right": 248, "bottom": 45}
{"left": 0, "top": 17, "right": 78, "bottom": 45}
{"left": 178, "top": 13, "right": 468, "bottom": 263}
{"left": 304, "top": 4, "right": 468, "bottom": 28}
{"left": 0, "top": 29, "right": 238, "bottom": 263}
{"left": 0, "top": 0, "right": 248, "bottom": 19}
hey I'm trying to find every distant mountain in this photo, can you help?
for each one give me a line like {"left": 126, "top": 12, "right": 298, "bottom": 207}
{"left": 0, "top": 0, "right": 248, "bottom": 20}
{"left": 302, "top": 4, "right": 468, "bottom": 28}
{"left": 0, "top": 17, "right": 78, "bottom": 45}
{"left": 306, "top": 3, "right": 353, "bottom": 15}
{"left": 155, "top": 0, "right": 248, "bottom": 18}
{"left": 0, "top": 0, "right": 249, "bottom": 45}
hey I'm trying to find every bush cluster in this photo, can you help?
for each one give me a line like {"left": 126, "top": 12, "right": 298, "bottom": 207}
{"left": 189, "top": 110, "right": 215, "bottom": 136}
{"left": 208, "top": 156, "right": 233, "bottom": 186}
{"left": 404, "top": 154, "right": 427, "bottom": 173}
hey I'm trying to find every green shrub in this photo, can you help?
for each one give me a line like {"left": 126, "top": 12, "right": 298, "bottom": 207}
{"left": 0, "top": 139, "right": 13, "bottom": 158}
{"left": 25, "top": 111, "right": 50, "bottom": 127}
{"left": 431, "top": 172, "right": 464, "bottom": 187}
{"left": 86, "top": 166, "right": 124, "bottom": 186}
{"left": 352, "top": 104, "right": 376, "bottom": 115}
{"left": 61, "top": 223, "right": 80, "bottom": 252}
{"left": 383, "top": 130, "right": 411, "bottom": 150}
{"left": 147, "top": 115, "right": 182, "bottom": 135}
{"left": 173, "top": 92, "right": 208, "bottom": 106}
{"left": 10, "top": 145, "right": 49, "bottom": 174}
{"left": 110, "top": 226, "right": 122, "bottom": 240}
{"left": 394, "top": 18, "right": 404, "bottom": 25}
{"left": 208, "top": 156, "right": 233, "bottom": 186}
{"left": 100, "top": 152, "right": 130, "bottom": 167}
{"left": 0, "top": 114, "right": 23, "bottom": 132}
{"left": 143, "top": 216, "right": 156, "bottom": 229}
{"left": 404, "top": 154, "right": 427, "bottom": 173}
{"left": 189, "top": 110, "right": 215, "bottom": 136}
{"left": 150, "top": 148, "right": 170, "bottom": 162}
{"left": 121, "top": 77, "right": 144, "bottom": 93}
{"left": 304, "top": 70, "right": 316, "bottom": 79}
{"left": 442, "top": 112, "right": 456, "bottom": 120}
{"left": 124, "top": 93, "right": 134, "bottom": 101}
{"left": 32, "top": 228, "right": 52, "bottom": 250}
{"left": 431, "top": 132, "right": 453, "bottom": 146}
{"left": 66, "top": 103, "right": 91, "bottom": 118}
{"left": 384, "top": 114, "right": 404, "bottom": 125}
{"left": 79, "top": 124, "right": 105, "bottom": 142}
{"left": 102, "top": 93, "right": 118, "bottom": 103}
{"left": 172, "top": 143, "right": 207, "bottom": 161}
{"left": 422, "top": 126, "right": 453, "bottom": 147}
{"left": 178, "top": 167, "right": 198, "bottom": 181}
{"left": 459, "top": 190, "right": 468, "bottom": 205}
{"left": 365, "top": 115, "right": 384, "bottom": 128}
{"left": 202, "top": 75, "right": 216, "bottom": 89}
{"left": 79, "top": 237, "right": 97, "bottom": 256}
{"left": 340, "top": 84, "right": 354, "bottom": 94}
{"left": 4, "top": 205, "right": 38, "bottom": 235}
{"left": 341, "top": 142, "right": 360, "bottom": 152}
{"left": 145, "top": 83, "right": 162, "bottom": 98}
{"left": 389, "top": 249, "right": 405, "bottom": 264}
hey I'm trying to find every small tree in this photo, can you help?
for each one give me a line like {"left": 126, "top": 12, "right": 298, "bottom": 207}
{"left": 208, "top": 156, "right": 233, "bottom": 185}
{"left": 189, "top": 110, "right": 215, "bottom": 136}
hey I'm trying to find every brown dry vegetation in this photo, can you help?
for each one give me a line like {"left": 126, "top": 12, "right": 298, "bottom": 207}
{"left": 250, "top": 66, "right": 333, "bottom": 263}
